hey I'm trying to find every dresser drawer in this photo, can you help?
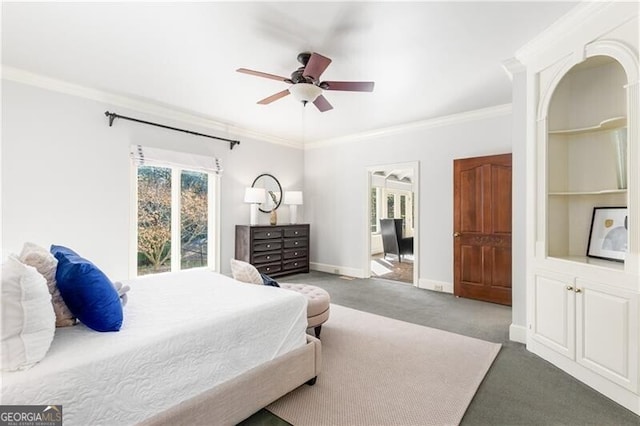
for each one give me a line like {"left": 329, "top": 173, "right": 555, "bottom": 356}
{"left": 256, "top": 263, "right": 281, "bottom": 275}
{"left": 283, "top": 258, "right": 308, "bottom": 271}
{"left": 283, "top": 248, "right": 307, "bottom": 259}
{"left": 253, "top": 229, "right": 282, "bottom": 240}
{"left": 254, "top": 240, "right": 282, "bottom": 252}
{"left": 284, "top": 227, "right": 308, "bottom": 238}
{"left": 284, "top": 238, "right": 307, "bottom": 249}
{"left": 253, "top": 251, "right": 281, "bottom": 264}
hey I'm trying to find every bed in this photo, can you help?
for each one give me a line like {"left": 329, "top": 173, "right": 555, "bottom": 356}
{"left": 1, "top": 268, "right": 321, "bottom": 425}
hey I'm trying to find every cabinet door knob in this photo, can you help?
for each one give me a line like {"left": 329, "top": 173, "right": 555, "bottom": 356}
{"left": 575, "top": 288, "right": 582, "bottom": 293}
{"left": 453, "top": 232, "right": 461, "bottom": 238}
{"left": 566, "top": 286, "right": 574, "bottom": 291}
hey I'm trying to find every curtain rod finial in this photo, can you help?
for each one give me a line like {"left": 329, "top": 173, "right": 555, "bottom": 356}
{"left": 105, "top": 111, "right": 117, "bottom": 127}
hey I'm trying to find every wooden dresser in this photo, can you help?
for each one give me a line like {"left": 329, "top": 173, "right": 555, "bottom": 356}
{"left": 235, "top": 224, "right": 310, "bottom": 277}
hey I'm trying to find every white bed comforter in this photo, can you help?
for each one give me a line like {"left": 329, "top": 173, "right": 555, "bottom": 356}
{"left": 1, "top": 269, "right": 307, "bottom": 425}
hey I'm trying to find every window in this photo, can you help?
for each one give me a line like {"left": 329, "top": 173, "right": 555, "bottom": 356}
{"left": 400, "top": 195, "right": 407, "bottom": 233}
{"left": 180, "top": 170, "right": 208, "bottom": 270}
{"left": 132, "top": 145, "right": 219, "bottom": 277}
{"left": 370, "top": 188, "right": 378, "bottom": 232}
{"left": 137, "top": 166, "right": 172, "bottom": 274}
{"left": 387, "top": 194, "right": 395, "bottom": 219}
{"left": 370, "top": 188, "right": 414, "bottom": 235}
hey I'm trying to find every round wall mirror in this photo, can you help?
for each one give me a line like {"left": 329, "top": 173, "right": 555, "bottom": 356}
{"left": 251, "top": 173, "right": 282, "bottom": 213}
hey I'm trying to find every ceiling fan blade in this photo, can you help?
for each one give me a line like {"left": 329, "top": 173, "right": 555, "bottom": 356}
{"left": 303, "top": 53, "right": 332, "bottom": 81}
{"left": 257, "top": 89, "right": 290, "bottom": 105}
{"left": 237, "top": 68, "right": 290, "bottom": 82}
{"left": 313, "top": 95, "right": 333, "bottom": 112}
{"left": 322, "top": 81, "right": 375, "bottom": 92}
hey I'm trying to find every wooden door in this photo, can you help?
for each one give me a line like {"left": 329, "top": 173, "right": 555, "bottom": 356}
{"left": 454, "top": 153, "right": 512, "bottom": 305}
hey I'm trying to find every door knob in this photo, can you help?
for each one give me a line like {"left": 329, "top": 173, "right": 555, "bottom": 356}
{"left": 453, "top": 232, "right": 461, "bottom": 237}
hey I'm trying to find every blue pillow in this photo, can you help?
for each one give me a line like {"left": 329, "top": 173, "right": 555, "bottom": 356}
{"left": 260, "top": 273, "right": 280, "bottom": 287}
{"left": 51, "top": 245, "right": 123, "bottom": 332}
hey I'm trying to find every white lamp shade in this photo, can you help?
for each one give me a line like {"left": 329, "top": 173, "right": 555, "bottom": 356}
{"left": 289, "top": 84, "right": 322, "bottom": 103}
{"left": 284, "top": 191, "right": 303, "bottom": 205}
{"left": 244, "top": 187, "right": 266, "bottom": 204}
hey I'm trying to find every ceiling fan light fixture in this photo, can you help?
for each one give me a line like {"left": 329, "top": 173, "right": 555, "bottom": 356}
{"left": 289, "top": 83, "right": 322, "bottom": 104}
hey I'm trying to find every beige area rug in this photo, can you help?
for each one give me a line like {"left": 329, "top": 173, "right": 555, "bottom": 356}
{"left": 267, "top": 304, "right": 501, "bottom": 426}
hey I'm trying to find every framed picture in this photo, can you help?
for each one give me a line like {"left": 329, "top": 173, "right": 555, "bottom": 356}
{"left": 586, "top": 207, "right": 628, "bottom": 262}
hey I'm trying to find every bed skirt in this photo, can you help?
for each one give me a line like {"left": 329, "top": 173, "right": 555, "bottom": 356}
{"left": 139, "top": 334, "right": 321, "bottom": 426}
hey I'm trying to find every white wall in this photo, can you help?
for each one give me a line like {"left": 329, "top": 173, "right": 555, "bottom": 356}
{"left": 304, "top": 109, "right": 512, "bottom": 288}
{"left": 1, "top": 81, "right": 304, "bottom": 279}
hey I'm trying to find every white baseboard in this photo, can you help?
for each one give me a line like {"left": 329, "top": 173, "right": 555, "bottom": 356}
{"left": 509, "top": 323, "right": 527, "bottom": 344}
{"left": 310, "top": 262, "right": 367, "bottom": 279}
{"left": 418, "top": 278, "right": 453, "bottom": 294}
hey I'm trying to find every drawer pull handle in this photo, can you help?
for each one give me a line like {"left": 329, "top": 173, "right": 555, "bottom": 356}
{"left": 294, "top": 252, "right": 298, "bottom": 256}
{"left": 295, "top": 231, "right": 298, "bottom": 235}
{"left": 267, "top": 233, "right": 271, "bottom": 237}
{"left": 266, "top": 267, "right": 270, "bottom": 271}
{"left": 266, "top": 244, "right": 271, "bottom": 248}
{"left": 294, "top": 263, "right": 298, "bottom": 266}
{"left": 266, "top": 256, "right": 270, "bottom": 260}
{"left": 294, "top": 242, "right": 298, "bottom": 245}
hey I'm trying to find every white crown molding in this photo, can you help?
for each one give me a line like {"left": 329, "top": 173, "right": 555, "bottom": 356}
{"left": 305, "top": 103, "right": 513, "bottom": 150}
{"left": 514, "top": 1, "right": 622, "bottom": 65}
{"left": 501, "top": 57, "right": 525, "bottom": 81}
{"left": 3, "top": 66, "right": 512, "bottom": 151}
{"left": 1, "top": 66, "right": 303, "bottom": 150}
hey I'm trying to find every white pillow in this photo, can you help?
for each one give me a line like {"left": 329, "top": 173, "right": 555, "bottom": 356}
{"left": 1, "top": 255, "right": 56, "bottom": 371}
{"left": 19, "top": 242, "right": 76, "bottom": 327}
{"left": 230, "top": 259, "right": 263, "bottom": 284}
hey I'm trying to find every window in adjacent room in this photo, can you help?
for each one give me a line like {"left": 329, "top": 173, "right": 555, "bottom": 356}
{"left": 132, "top": 145, "right": 220, "bottom": 277}
{"left": 387, "top": 194, "right": 395, "bottom": 219}
{"left": 400, "top": 195, "right": 407, "bottom": 233}
{"left": 370, "top": 187, "right": 378, "bottom": 232}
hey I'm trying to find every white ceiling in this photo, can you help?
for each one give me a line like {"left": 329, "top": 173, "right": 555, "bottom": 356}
{"left": 1, "top": 1, "right": 578, "bottom": 145}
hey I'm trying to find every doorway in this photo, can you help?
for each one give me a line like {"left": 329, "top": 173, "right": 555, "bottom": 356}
{"left": 453, "top": 153, "right": 512, "bottom": 305}
{"left": 366, "top": 162, "right": 419, "bottom": 286}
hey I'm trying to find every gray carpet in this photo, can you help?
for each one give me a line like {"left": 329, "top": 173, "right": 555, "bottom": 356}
{"left": 240, "top": 271, "right": 640, "bottom": 426}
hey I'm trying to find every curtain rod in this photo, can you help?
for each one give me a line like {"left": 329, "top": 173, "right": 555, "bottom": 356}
{"left": 104, "top": 111, "right": 240, "bottom": 150}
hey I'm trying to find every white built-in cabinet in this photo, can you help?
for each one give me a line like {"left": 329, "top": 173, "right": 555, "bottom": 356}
{"left": 523, "top": 3, "right": 640, "bottom": 415}
{"left": 533, "top": 270, "right": 638, "bottom": 392}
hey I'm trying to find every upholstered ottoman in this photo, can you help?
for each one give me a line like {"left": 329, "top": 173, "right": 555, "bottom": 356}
{"left": 280, "top": 283, "right": 330, "bottom": 338}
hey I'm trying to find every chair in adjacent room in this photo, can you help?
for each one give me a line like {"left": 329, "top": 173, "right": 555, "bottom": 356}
{"left": 380, "top": 218, "right": 413, "bottom": 263}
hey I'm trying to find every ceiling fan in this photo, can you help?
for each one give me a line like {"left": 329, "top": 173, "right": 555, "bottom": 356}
{"left": 236, "top": 52, "right": 374, "bottom": 112}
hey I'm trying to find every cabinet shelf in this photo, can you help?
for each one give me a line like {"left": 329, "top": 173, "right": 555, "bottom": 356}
{"left": 549, "top": 255, "right": 625, "bottom": 270}
{"left": 548, "top": 116, "right": 626, "bottom": 135}
{"left": 549, "top": 117, "right": 627, "bottom": 136}
{"left": 548, "top": 189, "right": 627, "bottom": 196}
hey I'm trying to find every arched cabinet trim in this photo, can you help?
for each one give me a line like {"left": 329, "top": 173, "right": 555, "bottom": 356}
{"left": 537, "top": 39, "right": 638, "bottom": 122}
